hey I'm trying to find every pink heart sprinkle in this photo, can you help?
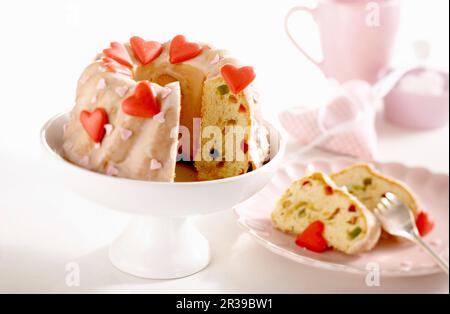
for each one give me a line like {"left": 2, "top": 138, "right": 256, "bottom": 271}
{"left": 106, "top": 164, "right": 119, "bottom": 176}
{"left": 159, "top": 87, "right": 172, "bottom": 100}
{"left": 115, "top": 86, "right": 128, "bottom": 97}
{"left": 94, "top": 143, "right": 101, "bottom": 149}
{"left": 211, "top": 54, "right": 222, "bottom": 65}
{"left": 79, "top": 74, "right": 91, "bottom": 85}
{"left": 96, "top": 78, "right": 106, "bottom": 90}
{"left": 79, "top": 156, "right": 90, "bottom": 167}
{"left": 150, "top": 159, "right": 162, "bottom": 170}
{"left": 104, "top": 124, "right": 113, "bottom": 135}
{"left": 153, "top": 112, "right": 166, "bottom": 123}
{"left": 120, "top": 128, "right": 133, "bottom": 141}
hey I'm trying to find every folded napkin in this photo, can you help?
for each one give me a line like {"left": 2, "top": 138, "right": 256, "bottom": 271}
{"left": 279, "top": 80, "right": 377, "bottom": 160}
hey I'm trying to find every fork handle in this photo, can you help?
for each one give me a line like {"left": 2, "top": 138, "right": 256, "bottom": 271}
{"left": 412, "top": 233, "right": 449, "bottom": 275}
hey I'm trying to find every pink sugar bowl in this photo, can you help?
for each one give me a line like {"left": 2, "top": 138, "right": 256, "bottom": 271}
{"left": 384, "top": 68, "right": 449, "bottom": 130}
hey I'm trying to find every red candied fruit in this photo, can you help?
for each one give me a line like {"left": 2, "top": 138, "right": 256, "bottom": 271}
{"left": 324, "top": 186, "right": 334, "bottom": 195}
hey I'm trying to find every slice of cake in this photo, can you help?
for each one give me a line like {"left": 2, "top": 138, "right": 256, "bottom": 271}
{"left": 331, "top": 164, "right": 434, "bottom": 237}
{"left": 331, "top": 164, "right": 418, "bottom": 216}
{"left": 194, "top": 72, "right": 263, "bottom": 180}
{"left": 271, "top": 173, "right": 381, "bottom": 255}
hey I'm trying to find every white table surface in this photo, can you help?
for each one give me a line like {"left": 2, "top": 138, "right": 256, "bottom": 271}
{"left": 0, "top": 0, "right": 448, "bottom": 293}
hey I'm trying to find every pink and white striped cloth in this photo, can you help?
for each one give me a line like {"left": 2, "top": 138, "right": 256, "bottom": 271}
{"left": 279, "top": 81, "right": 377, "bottom": 160}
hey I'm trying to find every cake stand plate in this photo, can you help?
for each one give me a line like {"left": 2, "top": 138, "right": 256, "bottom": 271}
{"left": 109, "top": 216, "right": 210, "bottom": 279}
{"left": 41, "top": 113, "right": 285, "bottom": 279}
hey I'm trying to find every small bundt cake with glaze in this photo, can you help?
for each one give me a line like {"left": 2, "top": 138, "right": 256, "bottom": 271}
{"left": 63, "top": 35, "right": 270, "bottom": 182}
{"left": 272, "top": 173, "right": 381, "bottom": 255}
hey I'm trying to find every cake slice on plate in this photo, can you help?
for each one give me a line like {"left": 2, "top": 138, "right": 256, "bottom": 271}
{"left": 271, "top": 172, "right": 381, "bottom": 255}
{"left": 331, "top": 163, "right": 434, "bottom": 236}
{"left": 331, "top": 164, "right": 417, "bottom": 214}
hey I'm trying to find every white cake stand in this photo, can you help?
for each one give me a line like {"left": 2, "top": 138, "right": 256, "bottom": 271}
{"left": 41, "top": 113, "right": 286, "bottom": 279}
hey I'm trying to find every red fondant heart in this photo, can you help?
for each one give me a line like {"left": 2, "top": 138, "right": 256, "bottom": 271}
{"left": 416, "top": 211, "right": 434, "bottom": 237}
{"left": 221, "top": 64, "right": 256, "bottom": 94}
{"left": 80, "top": 108, "right": 109, "bottom": 143}
{"left": 130, "top": 36, "right": 163, "bottom": 65}
{"left": 122, "top": 81, "right": 161, "bottom": 118}
{"left": 102, "top": 57, "right": 132, "bottom": 77}
{"left": 103, "top": 42, "right": 133, "bottom": 69}
{"left": 295, "top": 221, "right": 329, "bottom": 253}
{"left": 169, "top": 35, "right": 202, "bottom": 64}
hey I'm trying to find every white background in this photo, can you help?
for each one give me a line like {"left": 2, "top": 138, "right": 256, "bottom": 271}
{"left": 0, "top": 0, "right": 448, "bottom": 293}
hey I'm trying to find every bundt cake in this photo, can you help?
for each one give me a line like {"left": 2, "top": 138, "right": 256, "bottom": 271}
{"left": 271, "top": 172, "right": 381, "bottom": 255}
{"left": 62, "top": 35, "right": 270, "bottom": 182}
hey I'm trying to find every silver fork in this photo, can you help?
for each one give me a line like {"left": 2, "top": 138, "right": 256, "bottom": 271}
{"left": 375, "top": 192, "right": 449, "bottom": 274}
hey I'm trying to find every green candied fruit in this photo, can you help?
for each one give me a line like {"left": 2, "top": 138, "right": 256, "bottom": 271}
{"left": 350, "top": 184, "right": 365, "bottom": 191}
{"left": 295, "top": 201, "right": 308, "bottom": 209}
{"left": 308, "top": 204, "right": 320, "bottom": 212}
{"left": 217, "top": 84, "right": 230, "bottom": 95}
{"left": 348, "top": 226, "right": 362, "bottom": 240}
{"left": 298, "top": 209, "right": 306, "bottom": 218}
{"left": 363, "top": 178, "right": 373, "bottom": 186}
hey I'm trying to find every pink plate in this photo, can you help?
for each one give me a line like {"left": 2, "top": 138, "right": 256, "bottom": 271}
{"left": 234, "top": 158, "right": 449, "bottom": 277}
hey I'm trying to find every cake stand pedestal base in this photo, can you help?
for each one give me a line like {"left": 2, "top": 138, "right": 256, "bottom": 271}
{"left": 109, "top": 215, "right": 210, "bottom": 279}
